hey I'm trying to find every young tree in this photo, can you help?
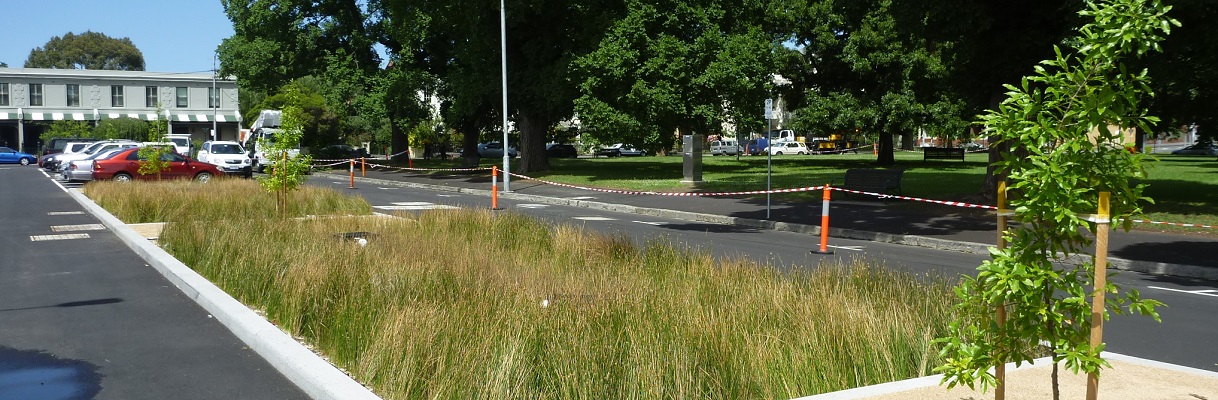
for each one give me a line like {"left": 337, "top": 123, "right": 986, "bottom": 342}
{"left": 138, "top": 108, "right": 172, "bottom": 179}
{"left": 24, "top": 31, "right": 145, "bottom": 70}
{"left": 935, "top": 0, "right": 1175, "bottom": 397}
{"left": 258, "top": 87, "right": 313, "bottom": 214}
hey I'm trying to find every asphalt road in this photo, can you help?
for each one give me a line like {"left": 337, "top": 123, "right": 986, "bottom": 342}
{"left": 0, "top": 166, "right": 308, "bottom": 400}
{"left": 307, "top": 176, "right": 1218, "bottom": 373}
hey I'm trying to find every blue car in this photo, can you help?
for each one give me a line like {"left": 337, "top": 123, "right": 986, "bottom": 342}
{"left": 0, "top": 147, "right": 37, "bottom": 165}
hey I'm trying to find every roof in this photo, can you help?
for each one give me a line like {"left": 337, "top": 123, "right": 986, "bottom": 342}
{"left": 0, "top": 67, "right": 235, "bottom": 83}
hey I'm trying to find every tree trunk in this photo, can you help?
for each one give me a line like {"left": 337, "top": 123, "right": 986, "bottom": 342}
{"left": 458, "top": 121, "right": 480, "bottom": 168}
{"left": 517, "top": 112, "right": 551, "bottom": 173}
{"left": 389, "top": 114, "right": 410, "bottom": 163}
{"left": 901, "top": 131, "right": 915, "bottom": 150}
{"left": 876, "top": 130, "right": 895, "bottom": 165}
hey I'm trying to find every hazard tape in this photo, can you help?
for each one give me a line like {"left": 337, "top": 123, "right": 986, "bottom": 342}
{"left": 1126, "top": 219, "right": 1216, "bottom": 229}
{"left": 312, "top": 160, "right": 351, "bottom": 168}
{"left": 825, "top": 187, "right": 999, "bottom": 209}
{"left": 507, "top": 172, "right": 824, "bottom": 196}
{"left": 364, "top": 162, "right": 492, "bottom": 173}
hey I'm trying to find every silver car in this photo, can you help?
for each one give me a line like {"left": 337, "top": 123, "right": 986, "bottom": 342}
{"left": 60, "top": 147, "right": 136, "bottom": 183}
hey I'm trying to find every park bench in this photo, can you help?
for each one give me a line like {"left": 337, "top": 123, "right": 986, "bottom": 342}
{"left": 922, "top": 147, "right": 965, "bottom": 161}
{"left": 833, "top": 168, "right": 904, "bottom": 198}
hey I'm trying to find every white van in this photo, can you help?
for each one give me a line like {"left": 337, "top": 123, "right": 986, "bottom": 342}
{"left": 710, "top": 139, "right": 741, "bottom": 156}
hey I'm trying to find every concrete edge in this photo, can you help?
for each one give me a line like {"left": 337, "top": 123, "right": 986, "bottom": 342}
{"left": 790, "top": 352, "right": 1218, "bottom": 400}
{"left": 65, "top": 188, "right": 380, "bottom": 400}
{"left": 333, "top": 173, "right": 1215, "bottom": 281}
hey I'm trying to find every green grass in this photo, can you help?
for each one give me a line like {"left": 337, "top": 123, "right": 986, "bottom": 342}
{"left": 403, "top": 151, "right": 1217, "bottom": 235}
{"left": 158, "top": 210, "right": 957, "bottom": 399}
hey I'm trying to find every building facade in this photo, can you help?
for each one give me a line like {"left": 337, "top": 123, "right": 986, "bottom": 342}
{"left": 0, "top": 68, "right": 240, "bottom": 154}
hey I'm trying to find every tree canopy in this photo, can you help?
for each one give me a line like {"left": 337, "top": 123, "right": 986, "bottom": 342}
{"left": 24, "top": 31, "right": 145, "bottom": 70}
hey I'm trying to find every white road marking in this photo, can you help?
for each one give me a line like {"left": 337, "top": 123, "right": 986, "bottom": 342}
{"left": 47, "top": 211, "right": 85, "bottom": 216}
{"left": 569, "top": 196, "right": 596, "bottom": 200}
{"left": 50, "top": 224, "right": 106, "bottom": 232}
{"left": 827, "top": 245, "right": 865, "bottom": 251}
{"left": 573, "top": 216, "right": 615, "bottom": 221}
{"left": 436, "top": 194, "right": 457, "bottom": 197}
{"left": 517, "top": 204, "right": 548, "bottom": 209}
{"left": 31, "top": 233, "right": 91, "bottom": 242}
{"left": 377, "top": 187, "right": 395, "bottom": 190}
{"left": 633, "top": 221, "right": 666, "bottom": 226}
{"left": 1148, "top": 286, "right": 1218, "bottom": 298}
{"left": 374, "top": 204, "right": 459, "bottom": 211}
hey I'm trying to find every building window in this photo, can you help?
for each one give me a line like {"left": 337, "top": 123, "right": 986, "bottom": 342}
{"left": 176, "top": 87, "right": 188, "bottom": 108}
{"left": 111, "top": 85, "right": 125, "bottom": 107}
{"left": 146, "top": 86, "right": 158, "bottom": 107}
{"left": 30, "top": 84, "right": 43, "bottom": 106}
{"left": 0, "top": 83, "right": 8, "bottom": 106}
{"left": 209, "top": 87, "right": 220, "bottom": 108}
{"left": 67, "top": 84, "right": 80, "bottom": 107}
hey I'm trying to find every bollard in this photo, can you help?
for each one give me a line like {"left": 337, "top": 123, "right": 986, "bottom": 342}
{"left": 810, "top": 184, "right": 833, "bottom": 254}
{"left": 361, "top": 157, "right": 366, "bottom": 177}
{"left": 408, "top": 150, "right": 413, "bottom": 169}
{"left": 491, "top": 166, "right": 502, "bottom": 210}
{"left": 349, "top": 159, "right": 355, "bottom": 189}
{"left": 873, "top": 143, "right": 878, "bottom": 156}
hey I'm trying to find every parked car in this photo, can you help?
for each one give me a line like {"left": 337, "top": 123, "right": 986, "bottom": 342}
{"left": 545, "top": 143, "right": 579, "bottom": 158}
{"left": 745, "top": 138, "right": 769, "bottom": 155}
{"left": 43, "top": 140, "right": 140, "bottom": 171}
{"left": 39, "top": 140, "right": 96, "bottom": 167}
{"left": 1170, "top": 142, "right": 1218, "bottom": 156}
{"left": 41, "top": 137, "right": 91, "bottom": 159}
{"left": 710, "top": 139, "right": 741, "bottom": 156}
{"left": 0, "top": 147, "right": 38, "bottom": 165}
{"left": 92, "top": 147, "right": 223, "bottom": 182}
{"left": 766, "top": 141, "right": 808, "bottom": 155}
{"left": 596, "top": 143, "right": 647, "bottom": 157}
{"left": 197, "top": 141, "right": 253, "bottom": 178}
{"left": 60, "top": 148, "right": 130, "bottom": 183}
{"left": 314, "top": 144, "right": 370, "bottom": 160}
{"left": 477, "top": 142, "right": 518, "bottom": 158}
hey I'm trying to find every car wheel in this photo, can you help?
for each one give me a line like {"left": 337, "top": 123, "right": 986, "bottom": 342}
{"left": 775, "top": 151, "right": 783, "bottom": 155}
{"left": 195, "top": 171, "right": 213, "bottom": 182}
{"left": 19, "top": 158, "right": 31, "bottom": 166}
{"left": 113, "top": 173, "right": 133, "bottom": 182}
{"left": 799, "top": 151, "right": 806, "bottom": 155}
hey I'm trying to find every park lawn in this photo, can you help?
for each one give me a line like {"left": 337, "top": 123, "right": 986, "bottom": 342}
{"left": 410, "top": 151, "right": 1216, "bottom": 235}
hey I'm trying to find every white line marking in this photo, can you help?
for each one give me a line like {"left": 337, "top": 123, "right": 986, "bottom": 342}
{"left": 573, "top": 216, "right": 615, "bottom": 221}
{"left": 1148, "top": 286, "right": 1218, "bottom": 298}
{"left": 633, "top": 221, "right": 666, "bottom": 226}
{"left": 1196, "top": 290, "right": 1218, "bottom": 294}
{"left": 517, "top": 204, "right": 548, "bottom": 209}
{"left": 569, "top": 196, "right": 596, "bottom": 200}
{"left": 47, "top": 211, "right": 85, "bottom": 216}
{"left": 391, "top": 201, "right": 438, "bottom": 206}
{"left": 374, "top": 205, "right": 459, "bottom": 211}
{"left": 50, "top": 224, "right": 106, "bottom": 232}
{"left": 377, "top": 187, "right": 394, "bottom": 190}
{"left": 827, "top": 245, "right": 865, "bottom": 251}
{"left": 31, "top": 233, "right": 91, "bottom": 241}
{"left": 436, "top": 194, "right": 457, "bottom": 197}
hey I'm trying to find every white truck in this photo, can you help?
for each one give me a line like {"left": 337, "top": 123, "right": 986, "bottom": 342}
{"left": 242, "top": 110, "right": 300, "bottom": 173}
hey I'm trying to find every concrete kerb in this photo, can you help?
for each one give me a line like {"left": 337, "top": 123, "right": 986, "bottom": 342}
{"left": 332, "top": 173, "right": 1214, "bottom": 281}
{"left": 790, "top": 351, "right": 1218, "bottom": 400}
{"left": 65, "top": 188, "right": 380, "bottom": 400}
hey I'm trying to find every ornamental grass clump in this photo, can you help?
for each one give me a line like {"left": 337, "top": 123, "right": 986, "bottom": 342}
{"left": 159, "top": 207, "right": 957, "bottom": 399}
{"left": 84, "top": 178, "right": 371, "bottom": 223}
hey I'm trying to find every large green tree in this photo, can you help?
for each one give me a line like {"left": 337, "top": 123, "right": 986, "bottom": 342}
{"left": 25, "top": 31, "right": 145, "bottom": 70}
{"left": 574, "top": 0, "right": 777, "bottom": 154}
{"left": 1136, "top": 0, "right": 1218, "bottom": 139}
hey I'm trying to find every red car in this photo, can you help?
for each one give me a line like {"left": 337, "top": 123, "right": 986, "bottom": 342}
{"left": 93, "top": 147, "right": 223, "bottom": 182}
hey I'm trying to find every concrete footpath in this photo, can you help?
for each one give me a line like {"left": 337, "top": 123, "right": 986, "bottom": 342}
{"left": 325, "top": 166, "right": 1218, "bottom": 281}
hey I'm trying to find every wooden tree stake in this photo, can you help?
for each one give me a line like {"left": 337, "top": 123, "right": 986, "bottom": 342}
{"left": 1086, "top": 191, "right": 1111, "bottom": 400}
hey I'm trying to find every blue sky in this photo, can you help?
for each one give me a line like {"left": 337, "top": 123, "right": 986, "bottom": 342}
{"left": 1, "top": 0, "right": 234, "bottom": 73}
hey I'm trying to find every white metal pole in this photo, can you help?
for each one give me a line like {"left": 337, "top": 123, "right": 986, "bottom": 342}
{"left": 767, "top": 118, "right": 772, "bottom": 219}
{"left": 212, "top": 53, "right": 218, "bottom": 141}
{"left": 500, "top": 0, "right": 511, "bottom": 192}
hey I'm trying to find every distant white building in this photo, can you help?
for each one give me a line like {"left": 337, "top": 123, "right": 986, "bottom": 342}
{"left": 0, "top": 68, "right": 239, "bottom": 154}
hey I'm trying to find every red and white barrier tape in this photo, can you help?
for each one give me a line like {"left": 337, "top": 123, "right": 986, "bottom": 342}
{"left": 1126, "top": 219, "right": 1216, "bottom": 229}
{"left": 826, "top": 187, "right": 999, "bottom": 210}
{"left": 364, "top": 162, "right": 492, "bottom": 173}
{"left": 507, "top": 172, "right": 824, "bottom": 196}
{"left": 313, "top": 160, "right": 352, "bottom": 168}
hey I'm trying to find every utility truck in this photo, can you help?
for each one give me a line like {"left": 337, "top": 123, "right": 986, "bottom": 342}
{"left": 242, "top": 110, "right": 300, "bottom": 173}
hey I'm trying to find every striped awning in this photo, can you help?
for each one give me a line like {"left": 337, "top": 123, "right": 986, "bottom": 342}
{"left": 0, "top": 110, "right": 241, "bottom": 122}
{"left": 0, "top": 112, "right": 12, "bottom": 120}
{"left": 100, "top": 113, "right": 160, "bottom": 121}
{"left": 25, "top": 112, "right": 94, "bottom": 121}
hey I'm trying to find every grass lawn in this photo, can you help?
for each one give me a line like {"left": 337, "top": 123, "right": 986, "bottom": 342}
{"left": 403, "top": 151, "right": 1217, "bottom": 235}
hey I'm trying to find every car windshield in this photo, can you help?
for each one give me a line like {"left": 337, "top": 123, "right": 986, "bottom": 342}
{"left": 94, "top": 149, "right": 128, "bottom": 160}
{"left": 212, "top": 144, "right": 245, "bottom": 154}
{"left": 82, "top": 142, "right": 108, "bottom": 154}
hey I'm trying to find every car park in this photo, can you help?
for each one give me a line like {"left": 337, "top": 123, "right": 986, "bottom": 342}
{"left": 477, "top": 142, "right": 518, "bottom": 158}
{"left": 197, "top": 141, "right": 253, "bottom": 178}
{"left": 43, "top": 140, "right": 140, "bottom": 171}
{"left": 92, "top": 147, "right": 223, "bottom": 182}
{"left": 545, "top": 143, "right": 579, "bottom": 158}
{"left": 0, "top": 147, "right": 38, "bottom": 165}
{"left": 39, "top": 140, "right": 96, "bottom": 167}
{"left": 766, "top": 142, "right": 808, "bottom": 155}
{"left": 1170, "top": 142, "right": 1218, "bottom": 156}
{"left": 60, "top": 148, "right": 129, "bottom": 183}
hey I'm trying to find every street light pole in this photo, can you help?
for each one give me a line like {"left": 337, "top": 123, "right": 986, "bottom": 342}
{"left": 500, "top": 0, "right": 511, "bottom": 192}
{"left": 212, "top": 53, "right": 218, "bottom": 141}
